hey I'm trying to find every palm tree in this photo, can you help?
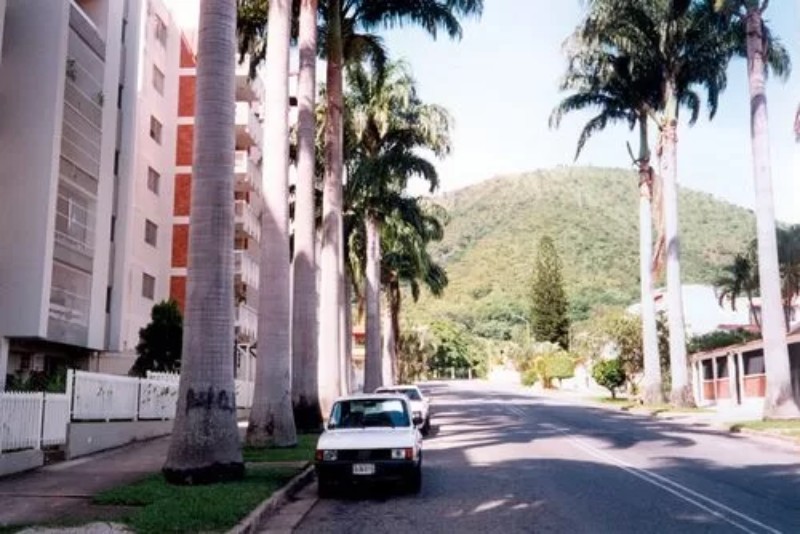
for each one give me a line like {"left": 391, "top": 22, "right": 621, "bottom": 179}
{"left": 581, "top": 0, "right": 732, "bottom": 407}
{"left": 162, "top": 0, "right": 244, "bottom": 484}
{"left": 343, "top": 60, "right": 451, "bottom": 391}
{"left": 246, "top": 0, "right": 297, "bottom": 447}
{"left": 319, "top": 0, "right": 483, "bottom": 405}
{"left": 550, "top": 40, "right": 665, "bottom": 404}
{"left": 715, "top": 249, "right": 760, "bottom": 329}
{"left": 292, "top": 0, "right": 323, "bottom": 432}
{"left": 715, "top": 0, "right": 798, "bottom": 418}
{"left": 381, "top": 202, "right": 449, "bottom": 382}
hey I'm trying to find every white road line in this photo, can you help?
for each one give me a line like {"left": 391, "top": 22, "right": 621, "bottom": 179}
{"left": 560, "top": 432, "right": 782, "bottom": 534}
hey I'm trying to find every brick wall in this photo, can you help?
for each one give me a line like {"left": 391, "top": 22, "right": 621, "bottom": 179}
{"left": 172, "top": 224, "right": 189, "bottom": 268}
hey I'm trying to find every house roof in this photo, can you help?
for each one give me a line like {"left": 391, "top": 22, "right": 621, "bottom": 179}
{"left": 691, "top": 331, "right": 800, "bottom": 362}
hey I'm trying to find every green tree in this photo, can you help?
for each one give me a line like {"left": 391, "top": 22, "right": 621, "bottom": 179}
{"left": 530, "top": 236, "right": 570, "bottom": 349}
{"left": 593, "top": 359, "right": 627, "bottom": 399}
{"left": 131, "top": 300, "right": 183, "bottom": 377}
{"left": 163, "top": 0, "right": 244, "bottom": 485}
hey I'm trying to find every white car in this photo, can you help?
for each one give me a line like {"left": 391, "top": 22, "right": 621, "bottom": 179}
{"left": 375, "top": 385, "right": 431, "bottom": 435}
{"left": 315, "top": 394, "right": 424, "bottom": 497}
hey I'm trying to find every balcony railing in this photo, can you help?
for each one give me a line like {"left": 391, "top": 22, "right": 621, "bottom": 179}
{"left": 235, "top": 200, "right": 260, "bottom": 240}
{"left": 235, "top": 303, "right": 258, "bottom": 342}
{"left": 235, "top": 151, "right": 262, "bottom": 193}
{"left": 234, "top": 249, "right": 259, "bottom": 290}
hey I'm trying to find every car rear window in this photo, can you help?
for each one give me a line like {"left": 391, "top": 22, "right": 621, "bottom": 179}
{"left": 377, "top": 388, "right": 422, "bottom": 401}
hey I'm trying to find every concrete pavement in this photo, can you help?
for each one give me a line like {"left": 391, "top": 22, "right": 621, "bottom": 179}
{"left": 0, "top": 437, "right": 170, "bottom": 528}
{"left": 295, "top": 381, "right": 800, "bottom": 533}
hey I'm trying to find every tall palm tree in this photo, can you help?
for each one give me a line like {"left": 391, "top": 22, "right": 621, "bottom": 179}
{"left": 715, "top": 0, "right": 798, "bottom": 418}
{"left": 343, "top": 61, "right": 451, "bottom": 391}
{"left": 163, "top": 0, "right": 244, "bottom": 484}
{"left": 581, "top": 0, "right": 732, "bottom": 407}
{"left": 319, "top": 0, "right": 483, "bottom": 404}
{"left": 550, "top": 41, "right": 666, "bottom": 404}
{"left": 292, "top": 0, "right": 323, "bottom": 432}
{"left": 247, "top": 0, "right": 297, "bottom": 447}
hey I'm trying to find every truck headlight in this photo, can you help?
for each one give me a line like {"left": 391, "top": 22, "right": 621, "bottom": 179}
{"left": 392, "top": 448, "right": 413, "bottom": 460}
{"left": 315, "top": 449, "right": 337, "bottom": 461}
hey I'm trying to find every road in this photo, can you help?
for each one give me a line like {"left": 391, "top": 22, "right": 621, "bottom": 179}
{"left": 295, "top": 381, "right": 800, "bottom": 533}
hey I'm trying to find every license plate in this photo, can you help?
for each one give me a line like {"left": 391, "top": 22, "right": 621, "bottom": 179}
{"left": 352, "top": 463, "right": 375, "bottom": 476}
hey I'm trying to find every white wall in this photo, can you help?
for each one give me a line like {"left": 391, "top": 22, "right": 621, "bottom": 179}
{"left": 0, "top": 1, "right": 70, "bottom": 338}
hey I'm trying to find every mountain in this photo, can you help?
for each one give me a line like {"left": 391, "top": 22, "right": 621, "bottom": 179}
{"left": 407, "top": 167, "right": 756, "bottom": 338}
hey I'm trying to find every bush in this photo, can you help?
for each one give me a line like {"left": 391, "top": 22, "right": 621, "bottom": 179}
{"left": 592, "top": 359, "right": 626, "bottom": 399}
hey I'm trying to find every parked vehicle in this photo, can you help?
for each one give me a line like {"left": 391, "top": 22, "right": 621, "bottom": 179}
{"left": 375, "top": 385, "right": 431, "bottom": 435}
{"left": 315, "top": 394, "right": 424, "bottom": 497}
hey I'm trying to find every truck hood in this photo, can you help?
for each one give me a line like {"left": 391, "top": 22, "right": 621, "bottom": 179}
{"left": 318, "top": 428, "right": 417, "bottom": 450}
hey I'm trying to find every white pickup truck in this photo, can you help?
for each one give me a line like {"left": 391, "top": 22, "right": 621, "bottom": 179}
{"left": 315, "top": 394, "right": 424, "bottom": 497}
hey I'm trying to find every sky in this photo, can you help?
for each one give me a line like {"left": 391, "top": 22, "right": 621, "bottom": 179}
{"left": 381, "top": 0, "right": 800, "bottom": 223}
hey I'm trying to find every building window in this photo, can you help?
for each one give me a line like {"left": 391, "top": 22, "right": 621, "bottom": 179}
{"left": 105, "top": 286, "right": 112, "bottom": 313}
{"left": 117, "top": 84, "right": 123, "bottom": 109}
{"left": 154, "top": 15, "right": 168, "bottom": 47}
{"left": 701, "top": 360, "right": 713, "bottom": 380}
{"left": 744, "top": 351, "right": 765, "bottom": 375}
{"left": 147, "top": 167, "right": 160, "bottom": 195}
{"left": 149, "top": 116, "right": 162, "bottom": 144}
{"left": 152, "top": 65, "right": 165, "bottom": 95}
{"left": 110, "top": 215, "right": 116, "bottom": 241}
{"left": 142, "top": 273, "right": 156, "bottom": 300}
{"left": 715, "top": 357, "right": 729, "bottom": 379}
{"left": 145, "top": 219, "right": 158, "bottom": 247}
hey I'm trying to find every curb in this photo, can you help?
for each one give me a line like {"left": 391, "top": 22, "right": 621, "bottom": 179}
{"left": 728, "top": 426, "right": 800, "bottom": 448}
{"left": 227, "top": 463, "right": 315, "bottom": 534}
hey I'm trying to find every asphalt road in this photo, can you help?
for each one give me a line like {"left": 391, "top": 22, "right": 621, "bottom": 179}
{"left": 295, "top": 381, "right": 800, "bottom": 534}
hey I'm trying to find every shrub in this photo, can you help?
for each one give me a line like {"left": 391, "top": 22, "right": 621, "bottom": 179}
{"left": 592, "top": 359, "right": 626, "bottom": 399}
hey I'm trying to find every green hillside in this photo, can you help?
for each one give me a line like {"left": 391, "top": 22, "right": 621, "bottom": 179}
{"left": 407, "top": 167, "right": 756, "bottom": 338}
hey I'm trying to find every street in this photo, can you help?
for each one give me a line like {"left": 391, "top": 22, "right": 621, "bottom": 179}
{"left": 296, "top": 381, "right": 800, "bottom": 533}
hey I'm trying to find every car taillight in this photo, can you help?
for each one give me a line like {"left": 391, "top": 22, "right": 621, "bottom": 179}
{"left": 405, "top": 448, "right": 414, "bottom": 460}
{"left": 315, "top": 450, "right": 324, "bottom": 461}
{"left": 392, "top": 448, "right": 414, "bottom": 460}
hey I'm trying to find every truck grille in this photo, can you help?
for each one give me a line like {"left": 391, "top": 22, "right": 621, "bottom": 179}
{"left": 338, "top": 449, "right": 392, "bottom": 461}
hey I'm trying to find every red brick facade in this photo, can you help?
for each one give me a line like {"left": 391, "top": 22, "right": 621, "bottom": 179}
{"left": 175, "top": 124, "right": 194, "bottom": 167}
{"left": 171, "top": 224, "right": 189, "bottom": 268}
{"left": 173, "top": 173, "right": 191, "bottom": 216}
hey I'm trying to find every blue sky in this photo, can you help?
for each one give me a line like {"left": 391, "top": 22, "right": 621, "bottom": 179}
{"left": 383, "top": 0, "right": 800, "bottom": 223}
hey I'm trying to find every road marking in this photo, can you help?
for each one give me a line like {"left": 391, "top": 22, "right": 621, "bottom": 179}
{"left": 558, "top": 431, "right": 782, "bottom": 534}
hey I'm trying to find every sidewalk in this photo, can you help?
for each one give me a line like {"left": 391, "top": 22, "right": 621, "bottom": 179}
{"left": 0, "top": 437, "right": 170, "bottom": 528}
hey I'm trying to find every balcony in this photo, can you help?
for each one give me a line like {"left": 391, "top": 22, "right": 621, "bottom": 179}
{"left": 235, "top": 199, "right": 260, "bottom": 240}
{"left": 235, "top": 150, "right": 262, "bottom": 193}
{"left": 234, "top": 249, "right": 259, "bottom": 290}
{"left": 235, "top": 61, "right": 257, "bottom": 102}
{"left": 235, "top": 303, "right": 258, "bottom": 342}
{"left": 235, "top": 102, "right": 261, "bottom": 148}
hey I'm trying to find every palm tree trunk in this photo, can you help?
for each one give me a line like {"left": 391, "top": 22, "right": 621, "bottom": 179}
{"left": 247, "top": 0, "right": 297, "bottom": 447}
{"left": 381, "top": 290, "right": 395, "bottom": 386}
{"left": 319, "top": 0, "right": 344, "bottom": 416}
{"left": 364, "top": 213, "right": 383, "bottom": 392}
{"left": 163, "top": 0, "right": 243, "bottom": 484}
{"left": 291, "top": 0, "right": 322, "bottom": 432}
{"left": 344, "top": 278, "right": 354, "bottom": 393}
{"left": 660, "top": 80, "right": 693, "bottom": 408}
{"left": 339, "top": 219, "right": 350, "bottom": 394}
{"left": 390, "top": 281, "right": 401, "bottom": 384}
{"left": 638, "top": 118, "right": 664, "bottom": 405}
{"left": 745, "top": 8, "right": 799, "bottom": 418}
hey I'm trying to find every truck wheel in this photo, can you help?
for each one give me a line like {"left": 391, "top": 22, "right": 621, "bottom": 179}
{"left": 408, "top": 463, "right": 422, "bottom": 494}
{"left": 318, "top": 476, "right": 334, "bottom": 498}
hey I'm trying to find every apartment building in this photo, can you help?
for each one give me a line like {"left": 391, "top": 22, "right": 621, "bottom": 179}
{"left": 0, "top": 0, "right": 134, "bottom": 387}
{"left": 168, "top": 30, "right": 265, "bottom": 380}
{"left": 104, "top": 0, "right": 181, "bottom": 372}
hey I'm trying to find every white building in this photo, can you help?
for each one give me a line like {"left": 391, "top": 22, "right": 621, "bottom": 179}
{"left": 104, "top": 0, "right": 181, "bottom": 373}
{"left": 0, "top": 0, "right": 135, "bottom": 387}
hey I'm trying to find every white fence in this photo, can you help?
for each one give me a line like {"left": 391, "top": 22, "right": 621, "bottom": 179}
{"left": 1, "top": 370, "right": 254, "bottom": 455}
{"left": 0, "top": 392, "right": 70, "bottom": 454}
